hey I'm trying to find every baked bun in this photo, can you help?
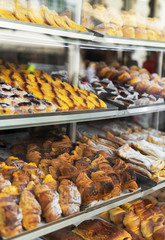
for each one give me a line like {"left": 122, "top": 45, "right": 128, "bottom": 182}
{"left": 135, "top": 28, "right": 147, "bottom": 40}
{"left": 122, "top": 26, "right": 135, "bottom": 38}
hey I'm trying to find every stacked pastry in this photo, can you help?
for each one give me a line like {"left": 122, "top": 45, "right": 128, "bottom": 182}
{"left": 10, "top": 133, "right": 138, "bottom": 206}
{"left": 45, "top": 219, "right": 132, "bottom": 240}
{"left": 82, "top": 3, "right": 165, "bottom": 41}
{"left": 0, "top": 156, "right": 81, "bottom": 237}
{"left": 0, "top": 3, "right": 87, "bottom": 32}
{"left": 80, "top": 62, "right": 165, "bottom": 107}
{"left": 77, "top": 121, "right": 165, "bottom": 182}
{"left": 99, "top": 198, "right": 165, "bottom": 240}
{"left": 0, "top": 60, "right": 106, "bottom": 113}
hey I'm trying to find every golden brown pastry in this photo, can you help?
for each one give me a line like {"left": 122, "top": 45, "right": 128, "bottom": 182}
{"left": 109, "top": 207, "right": 126, "bottom": 227}
{"left": 135, "top": 28, "right": 147, "bottom": 40}
{"left": 51, "top": 135, "right": 73, "bottom": 155}
{"left": 75, "top": 172, "right": 98, "bottom": 205}
{"left": 0, "top": 173, "right": 11, "bottom": 192}
{"left": 123, "top": 210, "right": 141, "bottom": 235}
{"left": 0, "top": 165, "right": 17, "bottom": 181}
{"left": 6, "top": 156, "right": 25, "bottom": 170}
{"left": 42, "top": 174, "right": 58, "bottom": 191}
{"left": 98, "top": 211, "right": 110, "bottom": 222}
{"left": 34, "top": 184, "right": 62, "bottom": 222}
{"left": 113, "top": 158, "right": 138, "bottom": 192}
{"left": 140, "top": 220, "right": 155, "bottom": 240}
{"left": 0, "top": 194, "right": 23, "bottom": 237}
{"left": 127, "top": 230, "right": 145, "bottom": 240}
{"left": 45, "top": 225, "right": 83, "bottom": 240}
{"left": 12, "top": 170, "right": 30, "bottom": 193}
{"left": 19, "top": 189, "right": 41, "bottom": 230}
{"left": 58, "top": 179, "right": 81, "bottom": 216}
{"left": 23, "top": 163, "right": 45, "bottom": 182}
{"left": 39, "top": 159, "right": 52, "bottom": 175}
{"left": 153, "top": 225, "right": 165, "bottom": 240}
{"left": 122, "top": 26, "right": 135, "bottom": 38}
{"left": 91, "top": 171, "right": 114, "bottom": 200}
{"left": 26, "top": 144, "right": 42, "bottom": 166}
{"left": 73, "top": 219, "right": 132, "bottom": 240}
{"left": 59, "top": 163, "right": 79, "bottom": 182}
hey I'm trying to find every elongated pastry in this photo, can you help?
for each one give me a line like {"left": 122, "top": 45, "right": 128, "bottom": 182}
{"left": 19, "top": 189, "right": 41, "bottom": 230}
{"left": 127, "top": 230, "right": 145, "bottom": 240}
{"left": 0, "top": 173, "right": 11, "bottom": 192}
{"left": 140, "top": 220, "right": 155, "bottom": 240}
{"left": 0, "top": 194, "right": 23, "bottom": 237}
{"left": 6, "top": 156, "right": 25, "bottom": 170}
{"left": 109, "top": 207, "right": 126, "bottom": 227}
{"left": 34, "top": 184, "right": 62, "bottom": 222}
{"left": 153, "top": 225, "right": 165, "bottom": 240}
{"left": 117, "top": 144, "right": 164, "bottom": 173}
{"left": 73, "top": 219, "right": 132, "bottom": 240}
{"left": 147, "top": 135, "right": 165, "bottom": 145}
{"left": 132, "top": 140, "right": 165, "bottom": 161}
{"left": 12, "top": 171, "right": 30, "bottom": 193}
{"left": 75, "top": 172, "right": 98, "bottom": 205}
{"left": 123, "top": 210, "right": 141, "bottom": 235}
{"left": 58, "top": 179, "right": 81, "bottom": 216}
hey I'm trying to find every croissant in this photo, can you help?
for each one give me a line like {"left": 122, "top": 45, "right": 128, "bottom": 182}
{"left": 26, "top": 144, "right": 42, "bottom": 166}
{"left": 91, "top": 171, "right": 114, "bottom": 200}
{"left": 109, "top": 207, "right": 126, "bottom": 227}
{"left": 19, "top": 189, "right": 41, "bottom": 230}
{"left": 58, "top": 179, "right": 81, "bottom": 216}
{"left": 133, "top": 199, "right": 153, "bottom": 221}
{"left": 74, "top": 157, "right": 91, "bottom": 172}
{"left": 140, "top": 220, "right": 155, "bottom": 240}
{"left": 6, "top": 156, "right": 25, "bottom": 170}
{"left": 150, "top": 206, "right": 164, "bottom": 225}
{"left": 0, "top": 173, "right": 11, "bottom": 192}
{"left": 42, "top": 174, "right": 58, "bottom": 191}
{"left": 12, "top": 171, "right": 30, "bottom": 193}
{"left": 153, "top": 225, "right": 165, "bottom": 240}
{"left": 76, "top": 172, "right": 98, "bottom": 205}
{"left": 123, "top": 210, "right": 141, "bottom": 235}
{"left": 0, "top": 165, "right": 17, "bottom": 181}
{"left": 0, "top": 194, "right": 23, "bottom": 237}
{"left": 51, "top": 135, "right": 73, "bottom": 155}
{"left": 23, "top": 163, "right": 45, "bottom": 182}
{"left": 39, "top": 159, "right": 52, "bottom": 175}
{"left": 34, "top": 184, "right": 62, "bottom": 222}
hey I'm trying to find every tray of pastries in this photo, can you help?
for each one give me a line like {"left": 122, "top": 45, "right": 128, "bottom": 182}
{"left": 0, "top": 60, "right": 107, "bottom": 115}
{"left": 98, "top": 197, "right": 165, "bottom": 240}
{"left": 0, "top": 1, "right": 88, "bottom": 33}
{"left": 82, "top": 2, "right": 165, "bottom": 41}
{"left": 77, "top": 120, "right": 165, "bottom": 183}
{"left": 0, "top": 126, "right": 140, "bottom": 238}
{"left": 79, "top": 61, "right": 165, "bottom": 109}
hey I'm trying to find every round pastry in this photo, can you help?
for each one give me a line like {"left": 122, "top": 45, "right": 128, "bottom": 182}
{"left": 135, "top": 80, "right": 151, "bottom": 93}
{"left": 136, "top": 15, "right": 147, "bottom": 28}
{"left": 98, "top": 67, "right": 112, "bottom": 78}
{"left": 14, "top": 102, "right": 34, "bottom": 114}
{"left": 118, "top": 66, "right": 129, "bottom": 72}
{"left": 117, "top": 72, "right": 131, "bottom": 84}
{"left": 139, "top": 68, "right": 149, "bottom": 75}
{"left": 121, "top": 11, "right": 137, "bottom": 27}
{"left": 146, "top": 84, "right": 162, "bottom": 95}
{"left": 105, "top": 69, "right": 120, "bottom": 80}
{"left": 129, "top": 70, "right": 139, "bottom": 78}
{"left": 130, "top": 65, "right": 139, "bottom": 71}
{"left": 147, "top": 17, "right": 163, "bottom": 32}
{"left": 139, "top": 72, "right": 150, "bottom": 81}
{"left": 108, "top": 8, "right": 123, "bottom": 27}
{"left": 150, "top": 73, "right": 161, "bottom": 81}
{"left": 122, "top": 26, "right": 135, "bottom": 38}
{"left": 128, "top": 77, "right": 141, "bottom": 87}
{"left": 147, "top": 29, "right": 157, "bottom": 41}
{"left": 135, "top": 27, "right": 147, "bottom": 40}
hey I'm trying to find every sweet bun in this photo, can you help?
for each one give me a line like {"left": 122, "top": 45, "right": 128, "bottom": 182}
{"left": 122, "top": 26, "right": 135, "bottom": 38}
{"left": 135, "top": 80, "right": 151, "bottom": 93}
{"left": 108, "top": 8, "right": 123, "bottom": 27}
{"left": 117, "top": 72, "right": 131, "bottom": 84}
{"left": 122, "top": 11, "right": 137, "bottom": 27}
{"left": 135, "top": 28, "right": 147, "bottom": 40}
{"left": 147, "top": 29, "right": 157, "bottom": 41}
{"left": 146, "top": 84, "right": 162, "bottom": 95}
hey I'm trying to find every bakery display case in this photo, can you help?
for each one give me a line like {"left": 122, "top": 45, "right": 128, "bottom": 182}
{"left": 0, "top": 0, "right": 164, "bottom": 240}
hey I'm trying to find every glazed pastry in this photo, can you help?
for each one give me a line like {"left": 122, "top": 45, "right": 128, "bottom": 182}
{"left": 140, "top": 220, "right": 155, "bottom": 240}
{"left": 58, "top": 179, "right": 81, "bottom": 216}
{"left": 123, "top": 210, "right": 141, "bottom": 235}
{"left": 19, "top": 189, "right": 41, "bottom": 230}
{"left": 6, "top": 156, "right": 25, "bottom": 170}
{"left": 153, "top": 225, "right": 165, "bottom": 240}
{"left": 12, "top": 170, "right": 30, "bottom": 193}
{"left": 73, "top": 219, "right": 132, "bottom": 240}
{"left": 34, "top": 184, "right": 62, "bottom": 222}
{"left": 109, "top": 207, "right": 126, "bottom": 227}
